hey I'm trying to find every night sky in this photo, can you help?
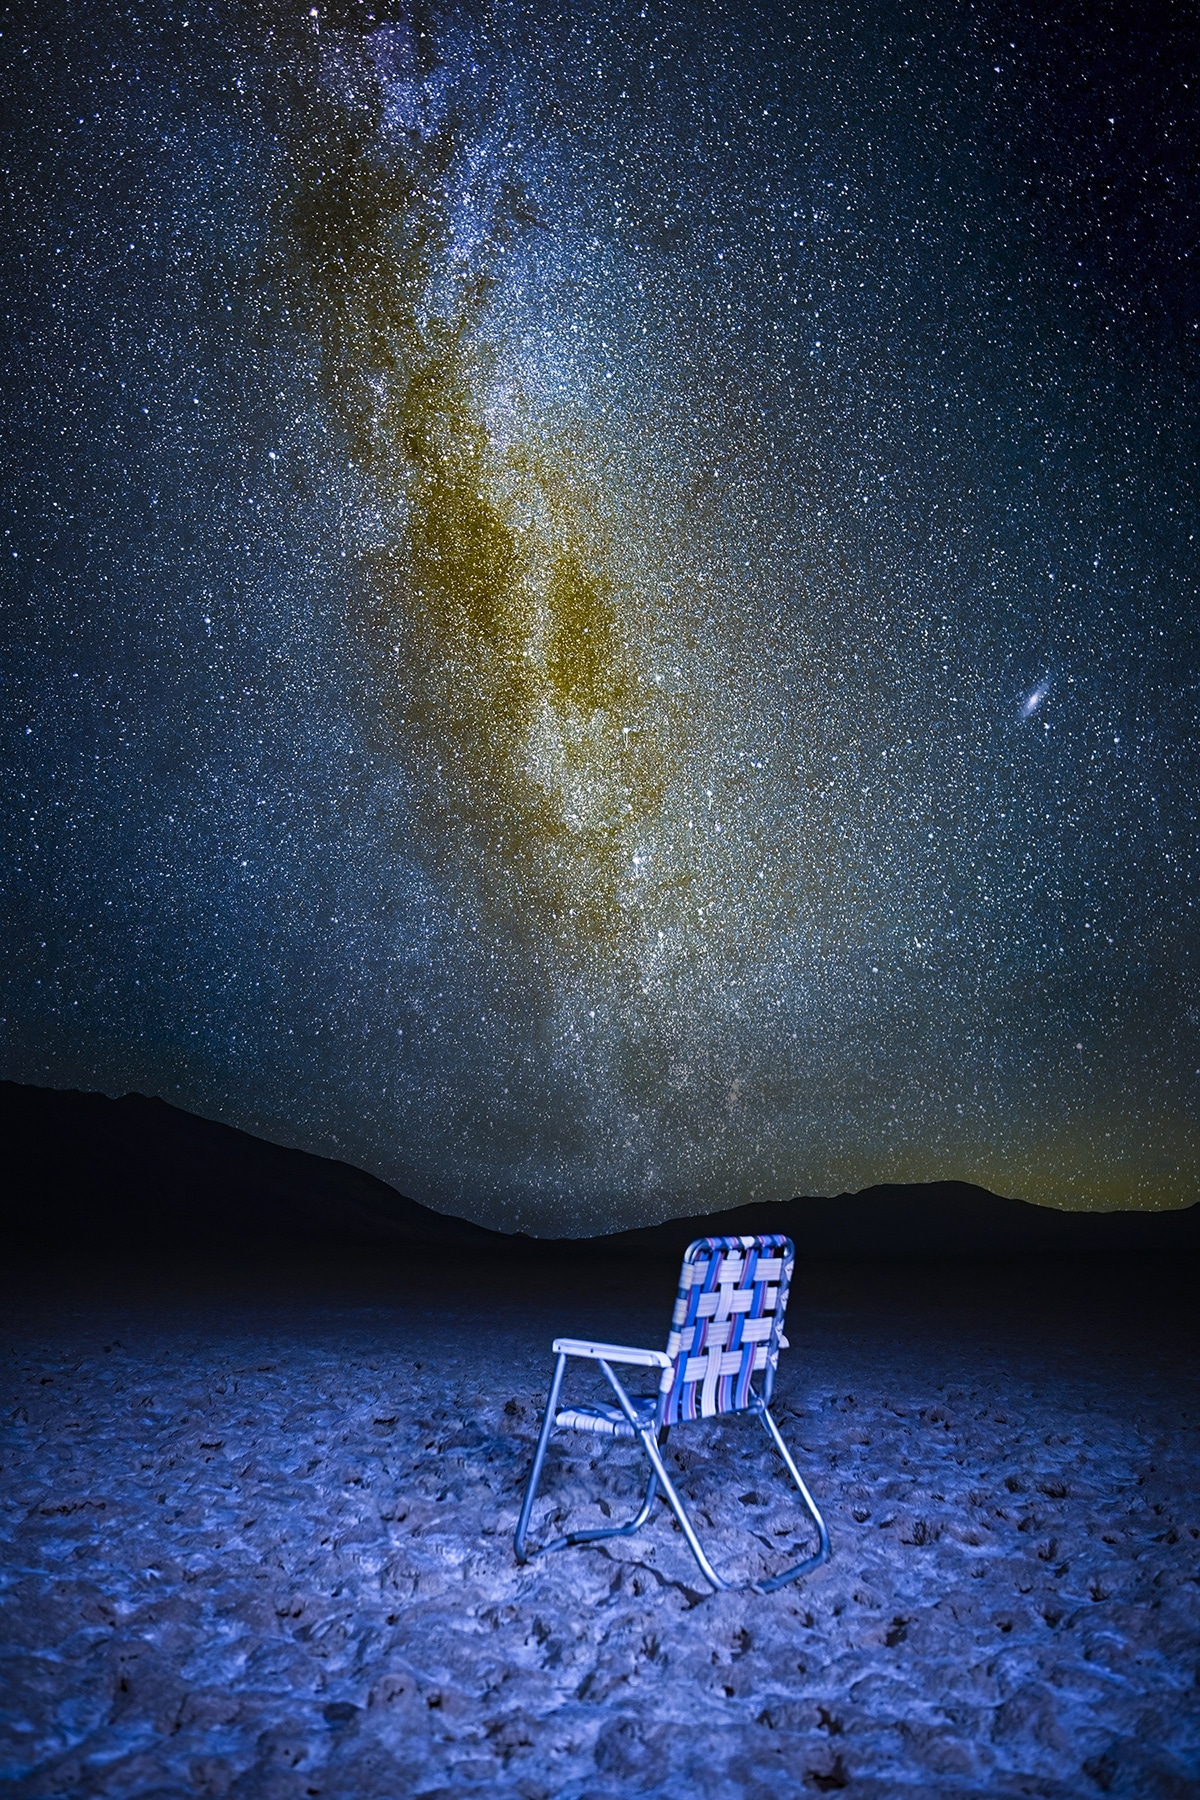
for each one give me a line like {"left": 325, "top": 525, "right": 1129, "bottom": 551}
{"left": 3, "top": 0, "right": 1197, "bottom": 1233}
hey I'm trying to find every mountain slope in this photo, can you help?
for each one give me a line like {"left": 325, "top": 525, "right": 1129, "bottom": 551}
{"left": 2, "top": 1081, "right": 1196, "bottom": 1258}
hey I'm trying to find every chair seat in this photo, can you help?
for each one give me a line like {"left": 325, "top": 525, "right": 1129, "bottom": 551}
{"left": 555, "top": 1398, "right": 657, "bottom": 1439}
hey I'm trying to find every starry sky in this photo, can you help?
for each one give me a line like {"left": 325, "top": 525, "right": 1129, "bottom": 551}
{"left": 3, "top": 0, "right": 1198, "bottom": 1233}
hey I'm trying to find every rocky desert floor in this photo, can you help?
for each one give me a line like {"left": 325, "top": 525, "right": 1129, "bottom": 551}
{"left": 1, "top": 1250, "right": 1197, "bottom": 1799}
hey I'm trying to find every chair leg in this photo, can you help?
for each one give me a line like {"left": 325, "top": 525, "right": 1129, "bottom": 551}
{"left": 633, "top": 1426, "right": 730, "bottom": 1591}
{"left": 753, "top": 1403, "right": 831, "bottom": 1592}
{"left": 515, "top": 1365, "right": 828, "bottom": 1597}
{"left": 514, "top": 1352, "right": 567, "bottom": 1564}
{"left": 593, "top": 1359, "right": 730, "bottom": 1592}
{"left": 515, "top": 1357, "right": 661, "bottom": 1562}
{"left": 557, "top": 1462, "right": 660, "bottom": 1547}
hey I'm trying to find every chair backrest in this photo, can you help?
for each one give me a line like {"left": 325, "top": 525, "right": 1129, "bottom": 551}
{"left": 659, "top": 1234, "right": 794, "bottom": 1424}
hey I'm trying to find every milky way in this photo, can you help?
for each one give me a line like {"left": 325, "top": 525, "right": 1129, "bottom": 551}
{"left": 3, "top": 1, "right": 1198, "bottom": 1231}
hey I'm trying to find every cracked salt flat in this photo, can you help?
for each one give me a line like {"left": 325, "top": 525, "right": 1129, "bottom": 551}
{"left": 1, "top": 1255, "right": 1197, "bottom": 1798}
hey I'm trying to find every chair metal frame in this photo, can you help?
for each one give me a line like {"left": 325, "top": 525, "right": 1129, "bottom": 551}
{"left": 513, "top": 1234, "right": 830, "bottom": 1593}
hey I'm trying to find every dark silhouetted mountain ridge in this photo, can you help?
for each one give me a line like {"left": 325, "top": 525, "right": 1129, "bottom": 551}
{"left": 2, "top": 1081, "right": 1197, "bottom": 1259}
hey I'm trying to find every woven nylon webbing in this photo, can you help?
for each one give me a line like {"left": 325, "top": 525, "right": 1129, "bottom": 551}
{"left": 660, "top": 1234, "right": 794, "bottom": 1424}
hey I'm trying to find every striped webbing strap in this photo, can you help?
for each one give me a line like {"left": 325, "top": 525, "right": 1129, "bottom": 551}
{"left": 660, "top": 1234, "right": 794, "bottom": 1424}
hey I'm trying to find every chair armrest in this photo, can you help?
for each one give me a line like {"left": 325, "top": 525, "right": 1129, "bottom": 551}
{"left": 552, "top": 1337, "right": 672, "bottom": 1370}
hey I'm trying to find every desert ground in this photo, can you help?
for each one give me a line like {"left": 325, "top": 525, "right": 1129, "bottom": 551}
{"left": 2, "top": 1251, "right": 1197, "bottom": 1798}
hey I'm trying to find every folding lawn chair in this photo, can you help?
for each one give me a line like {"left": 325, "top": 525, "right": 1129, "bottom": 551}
{"left": 513, "top": 1233, "right": 830, "bottom": 1593}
